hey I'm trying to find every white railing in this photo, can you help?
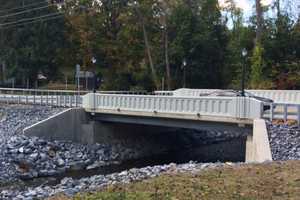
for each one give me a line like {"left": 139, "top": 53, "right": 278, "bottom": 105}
{"left": 170, "top": 88, "right": 300, "bottom": 104}
{"left": 83, "top": 93, "right": 264, "bottom": 121}
{"left": 247, "top": 90, "right": 300, "bottom": 104}
{"left": 0, "top": 88, "right": 148, "bottom": 107}
{"left": 263, "top": 103, "right": 300, "bottom": 124}
{"left": 172, "top": 88, "right": 218, "bottom": 97}
{"left": 0, "top": 88, "right": 85, "bottom": 107}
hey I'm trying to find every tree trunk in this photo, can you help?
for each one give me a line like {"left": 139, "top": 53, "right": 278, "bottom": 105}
{"left": 164, "top": 26, "right": 171, "bottom": 90}
{"left": 276, "top": 0, "right": 280, "bottom": 18}
{"left": 135, "top": 5, "right": 159, "bottom": 89}
{"left": 255, "top": 0, "right": 263, "bottom": 44}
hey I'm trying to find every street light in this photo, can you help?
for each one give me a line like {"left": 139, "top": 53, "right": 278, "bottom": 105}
{"left": 182, "top": 59, "right": 187, "bottom": 88}
{"left": 241, "top": 48, "right": 247, "bottom": 97}
{"left": 91, "top": 57, "right": 97, "bottom": 93}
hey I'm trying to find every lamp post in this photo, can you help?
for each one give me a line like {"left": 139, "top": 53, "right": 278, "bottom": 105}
{"left": 91, "top": 57, "right": 97, "bottom": 93}
{"left": 241, "top": 48, "right": 247, "bottom": 97}
{"left": 182, "top": 59, "right": 187, "bottom": 88}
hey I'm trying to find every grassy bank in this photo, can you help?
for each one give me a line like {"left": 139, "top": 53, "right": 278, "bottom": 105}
{"left": 51, "top": 161, "right": 300, "bottom": 200}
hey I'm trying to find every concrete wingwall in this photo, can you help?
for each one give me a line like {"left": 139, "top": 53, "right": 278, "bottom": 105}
{"left": 246, "top": 119, "right": 273, "bottom": 163}
{"left": 23, "top": 108, "right": 95, "bottom": 144}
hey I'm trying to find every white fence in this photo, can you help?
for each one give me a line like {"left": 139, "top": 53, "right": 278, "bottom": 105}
{"left": 83, "top": 93, "right": 264, "bottom": 120}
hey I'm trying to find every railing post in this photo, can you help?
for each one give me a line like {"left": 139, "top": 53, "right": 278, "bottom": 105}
{"left": 18, "top": 94, "right": 21, "bottom": 105}
{"left": 5, "top": 92, "right": 8, "bottom": 105}
{"left": 69, "top": 95, "right": 72, "bottom": 107}
{"left": 63, "top": 92, "right": 66, "bottom": 107}
{"left": 270, "top": 103, "right": 274, "bottom": 122}
{"left": 297, "top": 105, "right": 300, "bottom": 127}
{"left": 56, "top": 92, "right": 59, "bottom": 107}
{"left": 25, "top": 90, "right": 28, "bottom": 104}
{"left": 283, "top": 104, "right": 288, "bottom": 122}
{"left": 22, "top": 90, "right": 25, "bottom": 104}
{"left": 74, "top": 93, "right": 77, "bottom": 107}
{"left": 46, "top": 91, "right": 49, "bottom": 106}
{"left": 40, "top": 92, "right": 43, "bottom": 106}
{"left": 33, "top": 90, "right": 36, "bottom": 104}
{"left": 51, "top": 91, "right": 54, "bottom": 106}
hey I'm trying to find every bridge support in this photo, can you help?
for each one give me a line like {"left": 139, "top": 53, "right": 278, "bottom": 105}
{"left": 23, "top": 108, "right": 271, "bottom": 163}
{"left": 246, "top": 119, "right": 273, "bottom": 163}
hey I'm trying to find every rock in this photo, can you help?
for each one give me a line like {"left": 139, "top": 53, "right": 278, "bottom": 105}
{"left": 18, "top": 147, "right": 24, "bottom": 153}
{"left": 267, "top": 123, "right": 300, "bottom": 160}
{"left": 57, "top": 158, "right": 65, "bottom": 166}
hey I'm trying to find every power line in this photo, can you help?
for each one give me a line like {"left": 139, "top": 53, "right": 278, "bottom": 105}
{"left": 0, "top": 15, "right": 64, "bottom": 30}
{"left": 0, "top": 4, "right": 55, "bottom": 18}
{"left": 0, "top": 1, "right": 48, "bottom": 14}
{"left": 0, "top": 12, "right": 63, "bottom": 28}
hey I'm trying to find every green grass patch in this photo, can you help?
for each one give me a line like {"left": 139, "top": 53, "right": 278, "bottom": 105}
{"left": 51, "top": 161, "right": 300, "bottom": 200}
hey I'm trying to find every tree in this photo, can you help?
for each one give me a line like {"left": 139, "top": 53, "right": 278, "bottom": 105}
{"left": 0, "top": 0, "right": 67, "bottom": 87}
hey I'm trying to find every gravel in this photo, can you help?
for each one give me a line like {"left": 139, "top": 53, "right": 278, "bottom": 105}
{"left": 268, "top": 123, "right": 300, "bottom": 161}
{"left": 0, "top": 104, "right": 299, "bottom": 199}
{"left": 0, "top": 105, "right": 164, "bottom": 184}
{"left": 0, "top": 162, "right": 236, "bottom": 200}
{"left": 0, "top": 134, "right": 144, "bottom": 182}
{"left": 0, "top": 105, "right": 63, "bottom": 143}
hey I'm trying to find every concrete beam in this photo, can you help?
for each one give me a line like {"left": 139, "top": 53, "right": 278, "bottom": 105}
{"left": 92, "top": 113, "right": 253, "bottom": 133}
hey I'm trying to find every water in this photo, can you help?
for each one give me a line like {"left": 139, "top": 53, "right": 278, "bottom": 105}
{"left": 20, "top": 137, "right": 245, "bottom": 188}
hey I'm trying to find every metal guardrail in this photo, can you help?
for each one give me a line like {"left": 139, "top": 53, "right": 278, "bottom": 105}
{"left": 0, "top": 88, "right": 84, "bottom": 107}
{"left": 0, "top": 88, "right": 148, "bottom": 107}
{"left": 262, "top": 103, "right": 300, "bottom": 125}
{"left": 170, "top": 88, "right": 300, "bottom": 104}
{"left": 247, "top": 90, "right": 300, "bottom": 104}
{"left": 83, "top": 93, "right": 264, "bottom": 121}
{"left": 0, "top": 94, "right": 82, "bottom": 107}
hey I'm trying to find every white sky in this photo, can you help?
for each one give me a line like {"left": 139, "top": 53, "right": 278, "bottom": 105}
{"left": 219, "top": 0, "right": 273, "bottom": 13}
{"left": 219, "top": 0, "right": 300, "bottom": 20}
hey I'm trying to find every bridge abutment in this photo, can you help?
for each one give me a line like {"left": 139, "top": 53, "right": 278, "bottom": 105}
{"left": 23, "top": 108, "right": 272, "bottom": 163}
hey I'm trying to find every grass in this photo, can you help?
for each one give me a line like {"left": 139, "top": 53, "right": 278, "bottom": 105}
{"left": 50, "top": 161, "right": 300, "bottom": 200}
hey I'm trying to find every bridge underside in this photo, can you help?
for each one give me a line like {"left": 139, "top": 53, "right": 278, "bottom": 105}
{"left": 91, "top": 112, "right": 253, "bottom": 133}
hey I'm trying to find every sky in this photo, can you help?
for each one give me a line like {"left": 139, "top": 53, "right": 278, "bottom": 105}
{"left": 219, "top": 0, "right": 300, "bottom": 20}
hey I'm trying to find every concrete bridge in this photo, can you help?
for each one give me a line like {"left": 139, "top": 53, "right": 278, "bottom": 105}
{"left": 1, "top": 87, "right": 299, "bottom": 163}
{"left": 82, "top": 93, "right": 263, "bottom": 131}
{"left": 0, "top": 87, "right": 299, "bottom": 123}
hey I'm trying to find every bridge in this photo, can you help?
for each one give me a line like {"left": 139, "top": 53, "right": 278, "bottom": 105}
{"left": 1, "top": 87, "right": 299, "bottom": 163}
{"left": 0, "top": 87, "right": 299, "bottom": 125}
{"left": 82, "top": 93, "right": 262, "bottom": 131}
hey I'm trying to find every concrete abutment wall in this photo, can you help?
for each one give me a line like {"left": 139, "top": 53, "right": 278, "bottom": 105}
{"left": 246, "top": 119, "right": 273, "bottom": 163}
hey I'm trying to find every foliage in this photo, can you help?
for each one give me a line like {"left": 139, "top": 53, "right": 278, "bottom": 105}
{"left": 0, "top": 0, "right": 67, "bottom": 87}
{"left": 249, "top": 43, "right": 272, "bottom": 89}
{"left": 0, "top": 0, "right": 299, "bottom": 90}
